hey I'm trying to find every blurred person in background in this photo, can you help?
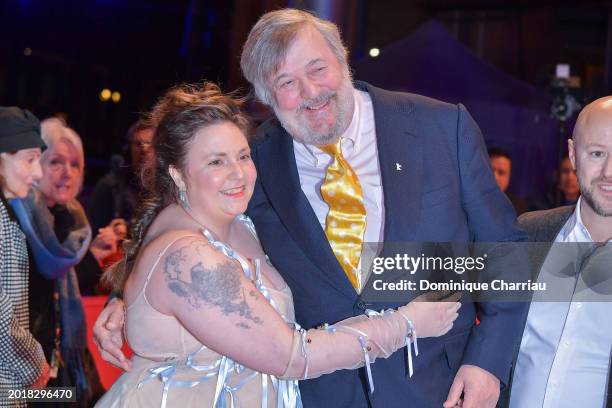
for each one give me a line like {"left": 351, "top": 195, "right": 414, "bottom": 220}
{"left": 530, "top": 155, "right": 580, "bottom": 210}
{"left": 86, "top": 120, "right": 153, "bottom": 283}
{"left": 557, "top": 155, "right": 581, "bottom": 205}
{"left": 0, "top": 107, "right": 49, "bottom": 407}
{"left": 488, "top": 147, "right": 527, "bottom": 215}
{"left": 87, "top": 119, "right": 154, "bottom": 234}
{"left": 10, "top": 118, "right": 107, "bottom": 407}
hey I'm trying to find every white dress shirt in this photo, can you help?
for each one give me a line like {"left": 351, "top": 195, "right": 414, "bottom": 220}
{"left": 510, "top": 198, "right": 612, "bottom": 408}
{"left": 293, "top": 89, "right": 384, "bottom": 290}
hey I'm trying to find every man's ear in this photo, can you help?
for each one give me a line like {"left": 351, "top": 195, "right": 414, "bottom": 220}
{"left": 168, "top": 166, "right": 185, "bottom": 190}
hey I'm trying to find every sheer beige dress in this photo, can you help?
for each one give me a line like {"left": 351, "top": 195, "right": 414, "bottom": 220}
{"left": 96, "top": 215, "right": 301, "bottom": 407}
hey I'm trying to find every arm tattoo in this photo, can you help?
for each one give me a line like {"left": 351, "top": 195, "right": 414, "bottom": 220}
{"left": 164, "top": 244, "right": 263, "bottom": 329}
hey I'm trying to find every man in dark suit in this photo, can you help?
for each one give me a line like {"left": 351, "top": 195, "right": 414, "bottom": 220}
{"left": 92, "top": 8, "right": 527, "bottom": 408}
{"left": 239, "top": 8, "right": 527, "bottom": 408}
{"left": 506, "top": 96, "right": 612, "bottom": 408}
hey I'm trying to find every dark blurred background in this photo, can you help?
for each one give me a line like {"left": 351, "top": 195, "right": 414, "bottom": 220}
{"left": 1, "top": 0, "right": 611, "bottom": 202}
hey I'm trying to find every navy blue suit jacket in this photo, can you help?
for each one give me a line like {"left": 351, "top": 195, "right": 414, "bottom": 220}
{"left": 246, "top": 82, "right": 528, "bottom": 408}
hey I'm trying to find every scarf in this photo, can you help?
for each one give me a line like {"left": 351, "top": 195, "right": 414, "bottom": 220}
{"left": 10, "top": 189, "right": 92, "bottom": 394}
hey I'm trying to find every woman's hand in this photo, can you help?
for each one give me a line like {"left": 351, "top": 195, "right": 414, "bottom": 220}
{"left": 91, "top": 218, "right": 127, "bottom": 266}
{"left": 398, "top": 291, "right": 461, "bottom": 338}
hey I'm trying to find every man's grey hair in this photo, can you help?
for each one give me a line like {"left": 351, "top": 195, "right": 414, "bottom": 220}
{"left": 240, "top": 8, "right": 350, "bottom": 107}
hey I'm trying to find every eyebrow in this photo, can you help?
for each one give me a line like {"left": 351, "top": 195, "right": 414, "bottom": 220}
{"left": 306, "top": 58, "right": 325, "bottom": 69}
{"left": 584, "top": 143, "right": 607, "bottom": 148}
{"left": 204, "top": 147, "right": 250, "bottom": 157}
{"left": 273, "top": 58, "right": 325, "bottom": 85}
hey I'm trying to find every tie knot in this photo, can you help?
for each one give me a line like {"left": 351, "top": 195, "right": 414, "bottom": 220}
{"left": 319, "top": 139, "right": 342, "bottom": 157}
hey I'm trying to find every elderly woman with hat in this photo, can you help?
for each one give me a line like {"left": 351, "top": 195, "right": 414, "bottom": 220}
{"left": 10, "top": 118, "right": 105, "bottom": 407}
{"left": 0, "top": 106, "right": 49, "bottom": 406}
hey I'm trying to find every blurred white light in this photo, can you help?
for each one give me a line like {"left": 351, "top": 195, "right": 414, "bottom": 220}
{"left": 369, "top": 48, "right": 380, "bottom": 57}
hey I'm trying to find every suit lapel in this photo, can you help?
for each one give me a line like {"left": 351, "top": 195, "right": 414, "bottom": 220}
{"left": 255, "top": 124, "right": 357, "bottom": 300}
{"left": 358, "top": 82, "right": 423, "bottom": 242}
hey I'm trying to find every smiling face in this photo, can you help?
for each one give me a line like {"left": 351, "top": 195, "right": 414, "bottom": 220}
{"left": 570, "top": 129, "right": 612, "bottom": 219}
{"left": 175, "top": 121, "right": 257, "bottom": 224}
{"left": 0, "top": 148, "right": 43, "bottom": 199}
{"left": 568, "top": 98, "right": 612, "bottom": 217}
{"left": 38, "top": 139, "right": 83, "bottom": 206}
{"left": 269, "top": 25, "right": 354, "bottom": 146}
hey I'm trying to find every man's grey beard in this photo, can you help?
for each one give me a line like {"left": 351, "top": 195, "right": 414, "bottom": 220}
{"left": 275, "top": 79, "right": 355, "bottom": 146}
{"left": 581, "top": 180, "right": 612, "bottom": 217}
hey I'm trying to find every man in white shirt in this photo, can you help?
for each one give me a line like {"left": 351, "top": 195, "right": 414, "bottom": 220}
{"left": 508, "top": 96, "right": 612, "bottom": 408}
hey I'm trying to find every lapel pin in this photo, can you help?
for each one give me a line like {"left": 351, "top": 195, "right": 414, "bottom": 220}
{"left": 396, "top": 163, "right": 402, "bottom": 171}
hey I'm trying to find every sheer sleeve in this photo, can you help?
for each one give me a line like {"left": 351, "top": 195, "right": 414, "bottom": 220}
{"left": 280, "top": 307, "right": 418, "bottom": 393}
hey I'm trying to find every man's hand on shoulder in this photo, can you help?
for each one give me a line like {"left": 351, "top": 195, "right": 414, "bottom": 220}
{"left": 93, "top": 297, "right": 131, "bottom": 371}
{"left": 444, "top": 364, "right": 500, "bottom": 408}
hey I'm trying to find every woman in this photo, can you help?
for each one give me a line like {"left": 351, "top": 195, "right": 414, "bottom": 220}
{"left": 10, "top": 118, "right": 105, "bottom": 407}
{"left": 0, "top": 106, "right": 49, "bottom": 406}
{"left": 97, "top": 82, "right": 460, "bottom": 407}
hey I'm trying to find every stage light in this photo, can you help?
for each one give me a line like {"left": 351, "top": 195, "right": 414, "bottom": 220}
{"left": 111, "top": 91, "right": 121, "bottom": 103}
{"left": 99, "top": 89, "right": 111, "bottom": 101}
{"left": 23, "top": 48, "right": 32, "bottom": 56}
{"left": 369, "top": 48, "right": 380, "bottom": 57}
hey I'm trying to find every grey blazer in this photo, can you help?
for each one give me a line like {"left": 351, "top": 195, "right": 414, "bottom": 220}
{"left": 518, "top": 205, "right": 574, "bottom": 243}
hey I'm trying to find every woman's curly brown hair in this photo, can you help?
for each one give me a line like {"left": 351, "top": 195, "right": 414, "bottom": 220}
{"left": 103, "top": 81, "right": 252, "bottom": 293}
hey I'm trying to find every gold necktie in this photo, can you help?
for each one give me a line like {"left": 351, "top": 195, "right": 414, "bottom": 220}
{"left": 320, "top": 139, "right": 367, "bottom": 290}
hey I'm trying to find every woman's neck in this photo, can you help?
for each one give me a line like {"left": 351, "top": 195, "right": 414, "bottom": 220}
{"left": 181, "top": 205, "right": 232, "bottom": 241}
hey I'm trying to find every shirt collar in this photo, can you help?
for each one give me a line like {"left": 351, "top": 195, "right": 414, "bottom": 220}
{"left": 559, "top": 197, "right": 593, "bottom": 242}
{"left": 296, "top": 88, "right": 362, "bottom": 166}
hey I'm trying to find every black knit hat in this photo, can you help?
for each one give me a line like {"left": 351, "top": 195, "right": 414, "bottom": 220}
{"left": 0, "top": 107, "right": 46, "bottom": 153}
